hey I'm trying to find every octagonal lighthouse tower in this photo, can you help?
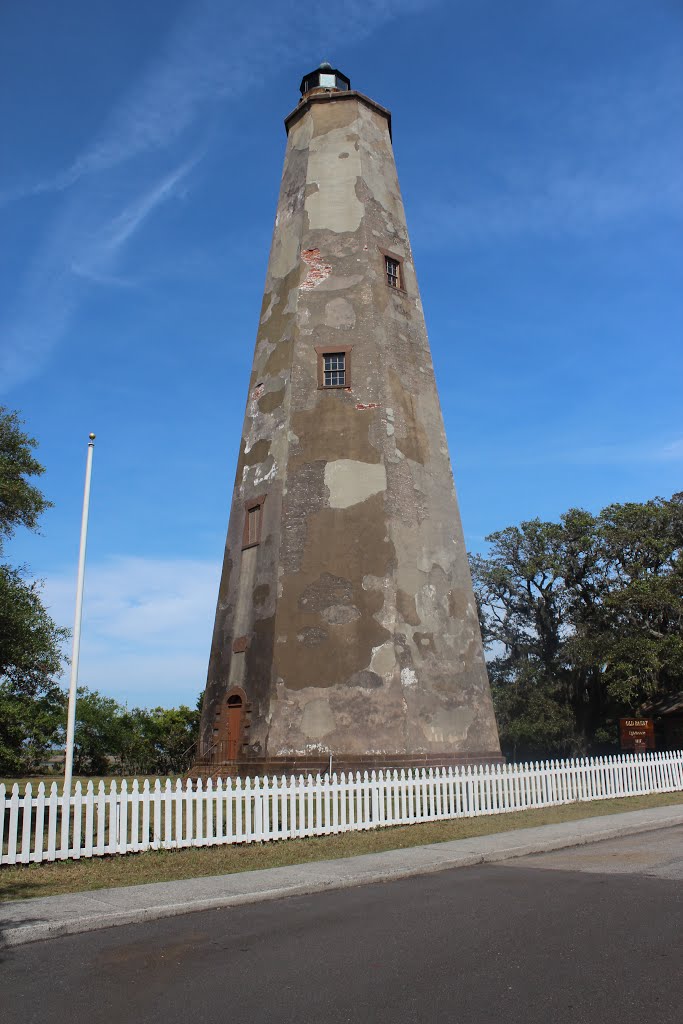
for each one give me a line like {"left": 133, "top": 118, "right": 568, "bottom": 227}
{"left": 198, "top": 64, "right": 501, "bottom": 775}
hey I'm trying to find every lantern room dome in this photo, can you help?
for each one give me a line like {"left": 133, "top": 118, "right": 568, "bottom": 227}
{"left": 299, "top": 62, "right": 350, "bottom": 97}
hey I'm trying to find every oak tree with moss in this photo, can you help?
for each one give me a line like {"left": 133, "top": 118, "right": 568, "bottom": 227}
{"left": 470, "top": 494, "right": 683, "bottom": 760}
{"left": 0, "top": 406, "right": 68, "bottom": 773}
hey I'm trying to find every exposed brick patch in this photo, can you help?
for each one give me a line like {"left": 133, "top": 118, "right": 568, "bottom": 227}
{"left": 300, "top": 248, "right": 332, "bottom": 290}
{"left": 250, "top": 382, "right": 266, "bottom": 416}
{"left": 232, "top": 635, "right": 250, "bottom": 654}
{"left": 355, "top": 402, "right": 381, "bottom": 411}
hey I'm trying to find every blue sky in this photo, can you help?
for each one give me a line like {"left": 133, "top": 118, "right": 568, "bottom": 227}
{"left": 2, "top": 0, "right": 681, "bottom": 709}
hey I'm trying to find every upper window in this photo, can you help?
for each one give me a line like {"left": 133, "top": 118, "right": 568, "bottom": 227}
{"left": 379, "top": 248, "right": 405, "bottom": 291}
{"left": 242, "top": 495, "right": 266, "bottom": 549}
{"left": 246, "top": 505, "right": 261, "bottom": 545}
{"left": 323, "top": 352, "right": 346, "bottom": 387}
{"left": 385, "top": 256, "right": 401, "bottom": 289}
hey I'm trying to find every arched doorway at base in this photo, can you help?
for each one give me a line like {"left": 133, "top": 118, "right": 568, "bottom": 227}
{"left": 211, "top": 688, "right": 248, "bottom": 761}
{"left": 226, "top": 694, "right": 243, "bottom": 760}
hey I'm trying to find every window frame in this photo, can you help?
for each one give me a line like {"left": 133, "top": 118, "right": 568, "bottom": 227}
{"left": 241, "top": 493, "right": 267, "bottom": 550}
{"left": 315, "top": 344, "right": 353, "bottom": 390}
{"left": 378, "top": 247, "right": 406, "bottom": 293}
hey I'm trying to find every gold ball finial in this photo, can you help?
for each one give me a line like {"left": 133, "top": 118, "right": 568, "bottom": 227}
{"left": 89, "top": 432, "right": 96, "bottom": 440}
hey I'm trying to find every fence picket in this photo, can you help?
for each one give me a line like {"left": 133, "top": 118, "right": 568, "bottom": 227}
{"left": 286, "top": 776, "right": 295, "bottom": 837}
{"left": 84, "top": 781, "right": 94, "bottom": 858}
{"left": 315, "top": 775, "right": 323, "bottom": 835}
{"left": 306, "top": 772, "right": 314, "bottom": 835}
{"left": 370, "top": 771, "right": 379, "bottom": 827}
{"left": 45, "top": 782, "right": 58, "bottom": 861}
{"left": 33, "top": 782, "right": 46, "bottom": 863}
{"left": 95, "top": 778, "right": 105, "bottom": 851}
{"left": 226, "top": 777, "right": 234, "bottom": 842}
{"left": 72, "top": 782, "right": 83, "bottom": 860}
{"left": 194, "top": 779, "right": 204, "bottom": 845}
{"left": 342, "top": 773, "right": 351, "bottom": 831}
{"left": 59, "top": 785, "right": 71, "bottom": 860}
{"left": 19, "top": 783, "right": 32, "bottom": 864}
{"left": 269, "top": 776, "right": 278, "bottom": 840}
{"left": 205, "top": 777, "right": 214, "bottom": 844}
{"left": 0, "top": 784, "right": 6, "bottom": 865}
{"left": 141, "top": 780, "right": 151, "bottom": 851}
{"left": 107, "top": 781, "right": 118, "bottom": 854}
{"left": 129, "top": 779, "right": 140, "bottom": 853}
{"left": 331, "top": 773, "right": 339, "bottom": 833}
{"left": 153, "top": 779, "right": 162, "bottom": 849}
{"left": 214, "top": 778, "right": 223, "bottom": 844}
{"left": 234, "top": 777, "right": 243, "bottom": 841}
{"left": 118, "top": 781, "right": 128, "bottom": 854}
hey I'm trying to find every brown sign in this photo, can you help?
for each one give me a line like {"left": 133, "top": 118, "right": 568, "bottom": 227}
{"left": 619, "top": 718, "right": 655, "bottom": 752}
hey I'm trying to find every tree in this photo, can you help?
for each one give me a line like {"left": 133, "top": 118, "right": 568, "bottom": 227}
{"left": 71, "top": 688, "right": 127, "bottom": 776}
{"left": 568, "top": 496, "right": 683, "bottom": 720}
{"left": 57, "top": 691, "right": 203, "bottom": 777}
{"left": 0, "top": 564, "right": 66, "bottom": 690}
{"left": 118, "top": 703, "right": 201, "bottom": 776}
{"left": 0, "top": 406, "right": 51, "bottom": 546}
{"left": 0, "top": 671, "right": 65, "bottom": 775}
{"left": 470, "top": 516, "right": 583, "bottom": 759}
{"left": 470, "top": 494, "right": 683, "bottom": 760}
{"left": 0, "top": 406, "right": 68, "bottom": 774}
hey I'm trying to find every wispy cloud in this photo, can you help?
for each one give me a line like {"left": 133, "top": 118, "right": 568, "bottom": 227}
{"left": 68, "top": 265, "right": 140, "bottom": 289}
{"left": 415, "top": 56, "right": 683, "bottom": 244}
{"left": 0, "top": 156, "right": 197, "bottom": 393}
{"left": 66, "top": 154, "right": 199, "bottom": 289}
{"left": 101, "top": 158, "right": 197, "bottom": 254}
{"left": 44, "top": 555, "right": 221, "bottom": 708}
{"left": 661, "top": 438, "right": 683, "bottom": 460}
{"left": 457, "top": 436, "right": 683, "bottom": 470}
{"left": 419, "top": 168, "right": 683, "bottom": 243}
{"left": 0, "top": 0, "right": 438, "bottom": 393}
{"left": 556, "top": 437, "right": 683, "bottom": 467}
{"left": 2, "top": 0, "right": 438, "bottom": 207}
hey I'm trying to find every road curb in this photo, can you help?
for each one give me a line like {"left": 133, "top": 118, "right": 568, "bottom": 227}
{"left": 2, "top": 804, "right": 682, "bottom": 948}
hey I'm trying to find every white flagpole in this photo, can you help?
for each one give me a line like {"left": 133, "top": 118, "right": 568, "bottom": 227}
{"left": 63, "top": 432, "right": 96, "bottom": 803}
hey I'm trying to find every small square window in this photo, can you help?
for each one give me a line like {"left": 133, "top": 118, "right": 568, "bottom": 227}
{"left": 323, "top": 352, "right": 346, "bottom": 387}
{"left": 385, "top": 256, "right": 400, "bottom": 288}
{"left": 315, "top": 345, "right": 353, "bottom": 389}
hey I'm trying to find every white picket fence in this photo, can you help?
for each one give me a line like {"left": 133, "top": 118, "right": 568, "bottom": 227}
{"left": 1, "top": 750, "right": 682, "bottom": 866}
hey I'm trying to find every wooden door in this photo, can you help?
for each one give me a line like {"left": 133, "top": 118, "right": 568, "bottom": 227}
{"left": 226, "top": 695, "right": 243, "bottom": 760}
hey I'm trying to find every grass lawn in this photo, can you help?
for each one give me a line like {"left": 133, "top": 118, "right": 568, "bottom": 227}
{"left": 1, "top": 790, "right": 681, "bottom": 903}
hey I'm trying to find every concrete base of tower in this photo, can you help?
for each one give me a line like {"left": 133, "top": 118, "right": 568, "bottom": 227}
{"left": 191, "top": 750, "right": 506, "bottom": 781}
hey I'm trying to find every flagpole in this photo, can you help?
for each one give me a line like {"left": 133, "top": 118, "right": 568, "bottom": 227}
{"left": 63, "top": 432, "right": 96, "bottom": 803}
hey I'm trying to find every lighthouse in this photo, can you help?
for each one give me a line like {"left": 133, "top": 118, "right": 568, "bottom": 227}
{"left": 198, "top": 64, "right": 502, "bottom": 774}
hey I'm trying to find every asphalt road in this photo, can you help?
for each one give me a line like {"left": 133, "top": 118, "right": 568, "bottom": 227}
{"left": 4, "top": 827, "right": 682, "bottom": 1024}
{"left": 508, "top": 823, "right": 683, "bottom": 879}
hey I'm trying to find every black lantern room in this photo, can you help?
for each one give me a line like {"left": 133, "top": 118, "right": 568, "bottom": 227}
{"left": 299, "top": 62, "right": 350, "bottom": 97}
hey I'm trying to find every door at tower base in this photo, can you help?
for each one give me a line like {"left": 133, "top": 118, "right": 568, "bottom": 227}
{"left": 198, "top": 67, "right": 502, "bottom": 775}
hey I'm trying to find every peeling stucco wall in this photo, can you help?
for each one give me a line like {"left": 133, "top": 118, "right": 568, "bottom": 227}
{"left": 201, "top": 89, "right": 501, "bottom": 766}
